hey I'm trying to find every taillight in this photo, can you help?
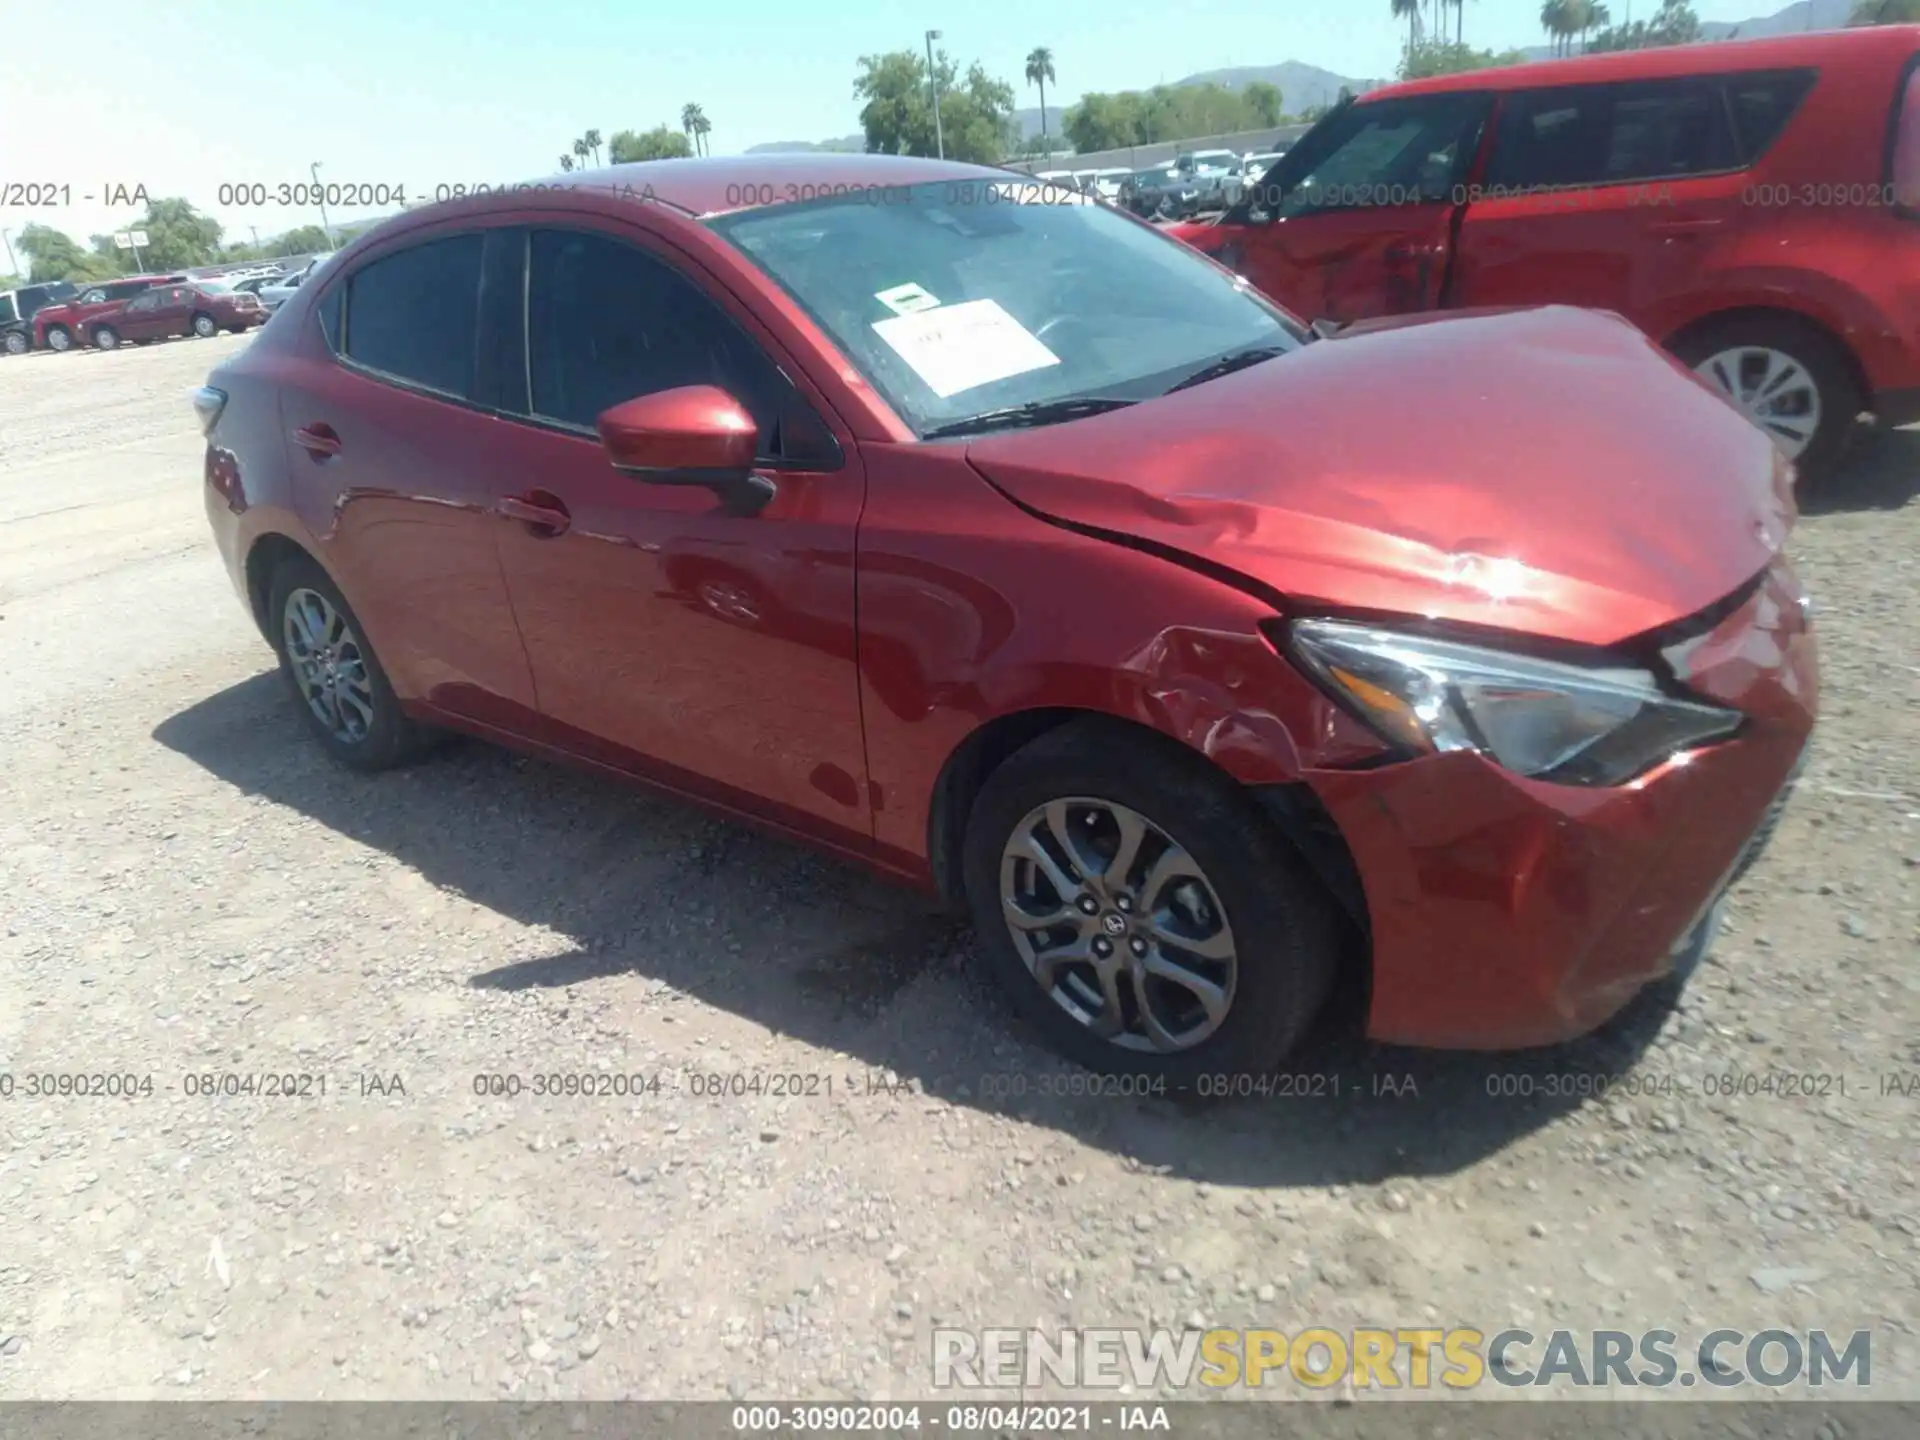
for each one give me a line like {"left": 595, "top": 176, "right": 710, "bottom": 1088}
{"left": 1894, "top": 61, "right": 1920, "bottom": 215}
{"left": 192, "top": 385, "right": 228, "bottom": 436}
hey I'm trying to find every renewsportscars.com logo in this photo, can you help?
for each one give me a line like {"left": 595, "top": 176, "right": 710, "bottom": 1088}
{"left": 932, "top": 1327, "right": 1873, "bottom": 1392}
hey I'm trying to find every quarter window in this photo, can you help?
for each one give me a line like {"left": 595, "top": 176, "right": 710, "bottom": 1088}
{"left": 1724, "top": 70, "right": 1816, "bottom": 166}
{"left": 525, "top": 227, "right": 833, "bottom": 464}
{"left": 1488, "top": 80, "right": 1737, "bottom": 189}
{"left": 342, "top": 233, "right": 484, "bottom": 398}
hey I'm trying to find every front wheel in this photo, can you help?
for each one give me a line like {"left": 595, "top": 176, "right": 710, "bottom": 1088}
{"left": 1, "top": 329, "right": 26, "bottom": 356}
{"left": 962, "top": 719, "right": 1340, "bottom": 1085}
{"left": 267, "top": 555, "right": 436, "bottom": 772}
{"left": 1673, "top": 316, "right": 1862, "bottom": 481}
{"left": 91, "top": 325, "right": 120, "bottom": 350}
{"left": 45, "top": 326, "right": 72, "bottom": 352}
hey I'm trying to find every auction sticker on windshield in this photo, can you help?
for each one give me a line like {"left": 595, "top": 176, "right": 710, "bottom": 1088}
{"left": 871, "top": 298, "right": 1061, "bottom": 399}
{"left": 875, "top": 282, "right": 941, "bottom": 315}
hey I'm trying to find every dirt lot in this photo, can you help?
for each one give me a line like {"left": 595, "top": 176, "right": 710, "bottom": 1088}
{"left": 0, "top": 334, "right": 1916, "bottom": 1407}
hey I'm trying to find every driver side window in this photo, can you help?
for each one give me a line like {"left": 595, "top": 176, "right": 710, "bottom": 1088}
{"left": 1252, "top": 93, "right": 1492, "bottom": 220}
{"left": 524, "top": 228, "right": 837, "bottom": 467}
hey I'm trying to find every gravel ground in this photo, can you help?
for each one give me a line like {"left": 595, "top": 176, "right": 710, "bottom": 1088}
{"left": 0, "top": 335, "right": 1916, "bottom": 1407}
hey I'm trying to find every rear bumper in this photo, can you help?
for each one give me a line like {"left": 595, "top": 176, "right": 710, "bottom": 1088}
{"left": 1303, "top": 557, "right": 1817, "bottom": 1051}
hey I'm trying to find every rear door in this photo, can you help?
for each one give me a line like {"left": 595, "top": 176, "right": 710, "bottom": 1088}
{"left": 111, "top": 290, "right": 164, "bottom": 340}
{"left": 1216, "top": 91, "right": 1492, "bottom": 324}
{"left": 1447, "top": 75, "right": 1764, "bottom": 322}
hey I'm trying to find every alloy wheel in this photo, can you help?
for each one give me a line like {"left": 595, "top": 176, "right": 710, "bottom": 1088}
{"left": 282, "top": 586, "right": 377, "bottom": 744}
{"left": 999, "top": 797, "right": 1237, "bottom": 1053}
{"left": 1693, "top": 345, "right": 1822, "bottom": 460}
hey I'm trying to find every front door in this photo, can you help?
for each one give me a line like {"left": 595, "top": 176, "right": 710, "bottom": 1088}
{"left": 112, "top": 289, "right": 167, "bottom": 341}
{"left": 487, "top": 224, "right": 871, "bottom": 848}
{"left": 1213, "top": 91, "right": 1493, "bottom": 325}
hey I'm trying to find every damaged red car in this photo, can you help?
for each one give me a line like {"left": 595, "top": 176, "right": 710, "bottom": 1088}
{"left": 196, "top": 155, "right": 1816, "bottom": 1082}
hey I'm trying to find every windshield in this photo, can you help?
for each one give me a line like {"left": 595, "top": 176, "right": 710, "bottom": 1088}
{"left": 709, "top": 177, "right": 1302, "bottom": 437}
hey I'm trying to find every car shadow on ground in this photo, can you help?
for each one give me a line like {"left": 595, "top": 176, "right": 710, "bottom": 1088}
{"left": 156, "top": 672, "right": 1685, "bottom": 1189}
{"left": 1802, "top": 422, "right": 1920, "bottom": 516}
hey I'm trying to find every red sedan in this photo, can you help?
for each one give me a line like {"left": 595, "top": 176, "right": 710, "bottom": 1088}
{"left": 194, "top": 154, "right": 1816, "bottom": 1081}
{"left": 88, "top": 281, "right": 267, "bottom": 350}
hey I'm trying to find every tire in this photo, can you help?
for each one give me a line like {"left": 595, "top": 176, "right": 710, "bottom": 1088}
{"left": 91, "top": 325, "right": 120, "bottom": 351}
{"left": 190, "top": 311, "right": 217, "bottom": 338}
{"left": 1671, "top": 315, "right": 1863, "bottom": 482}
{"left": 962, "top": 718, "right": 1340, "bottom": 1086}
{"left": 266, "top": 553, "right": 436, "bottom": 772}
{"left": 1, "top": 329, "right": 26, "bottom": 356}
{"left": 45, "top": 326, "right": 72, "bottom": 352}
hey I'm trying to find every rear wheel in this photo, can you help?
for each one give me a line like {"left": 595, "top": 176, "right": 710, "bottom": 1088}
{"left": 45, "top": 326, "right": 72, "bottom": 352}
{"left": 962, "top": 719, "right": 1340, "bottom": 1086}
{"left": 190, "top": 311, "right": 217, "bottom": 338}
{"left": 2, "top": 329, "right": 26, "bottom": 356}
{"left": 267, "top": 554, "right": 436, "bottom": 772}
{"left": 90, "top": 325, "right": 120, "bottom": 350}
{"left": 1673, "top": 315, "right": 1863, "bottom": 481}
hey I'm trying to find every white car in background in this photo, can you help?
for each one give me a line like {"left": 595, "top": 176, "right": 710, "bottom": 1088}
{"left": 1224, "top": 150, "right": 1287, "bottom": 207}
{"left": 1173, "top": 148, "right": 1243, "bottom": 211}
{"left": 258, "top": 252, "right": 336, "bottom": 313}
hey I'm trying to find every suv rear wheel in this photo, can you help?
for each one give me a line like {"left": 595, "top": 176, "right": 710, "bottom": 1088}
{"left": 1674, "top": 314, "right": 1863, "bottom": 481}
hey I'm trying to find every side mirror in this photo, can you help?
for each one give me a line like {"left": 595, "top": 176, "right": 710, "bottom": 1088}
{"left": 596, "top": 385, "right": 775, "bottom": 517}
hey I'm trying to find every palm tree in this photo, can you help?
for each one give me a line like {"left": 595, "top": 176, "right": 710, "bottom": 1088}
{"left": 558, "top": 155, "right": 575, "bottom": 172}
{"left": 1583, "top": 1, "right": 1611, "bottom": 48}
{"left": 1541, "top": 0, "right": 1576, "bottom": 54}
{"left": 584, "top": 129, "right": 604, "bottom": 166}
{"left": 572, "top": 137, "right": 591, "bottom": 170}
{"left": 694, "top": 110, "right": 712, "bottom": 156}
{"left": 1392, "top": 0, "right": 1425, "bottom": 48}
{"left": 1024, "top": 47, "right": 1057, "bottom": 153}
{"left": 681, "top": 103, "right": 710, "bottom": 156}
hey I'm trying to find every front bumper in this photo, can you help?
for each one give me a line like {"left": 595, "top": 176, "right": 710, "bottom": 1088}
{"left": 1302, "top": 557, "right": 1817, "bottom": 1050}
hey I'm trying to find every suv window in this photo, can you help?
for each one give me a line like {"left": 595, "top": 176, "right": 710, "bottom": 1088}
{"left": 1724, "top": 70, "right": 1816, "bottom": 165}
{"left": 525, "top": 228, "right": 832, "bottom": 463}
{"left": 0, "top": 295, "right": 17, "bottom": 326}
{"left": 1488, "top": 79, "right": 1737, "bottom": 189}
{"left": 342, "top": 233, "right": 484, "bottom": 398}
{"left": 1252, "top": 93, "right": 1492, "bottom": 219}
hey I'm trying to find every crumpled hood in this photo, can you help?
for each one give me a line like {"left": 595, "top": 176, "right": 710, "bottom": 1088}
{"left": 965, "top": 306, "right": 1795, "bottom": 647}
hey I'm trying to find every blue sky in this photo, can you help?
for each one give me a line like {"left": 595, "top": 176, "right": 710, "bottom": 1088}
{"left": 2, "top": 0, "right": 1806, "bottom": 254}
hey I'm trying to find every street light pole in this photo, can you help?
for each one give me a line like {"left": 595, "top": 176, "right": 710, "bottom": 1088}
{"left": 0, "top": 227, "right": 17, "bottom": 277}
{"left": 925, "top": 28, "right": 945, "bottom": 160}
{"left": 311, "top": 161, "right": 335, "bottom": 247}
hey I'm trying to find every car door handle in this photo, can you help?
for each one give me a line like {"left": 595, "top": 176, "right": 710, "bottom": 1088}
{"left": 1651, "top": 217, "right": 1724, "bottom": 235}
{"left": 292, "top": 424, "right": 341, "bottom": 458}
{"left": 1383, "top": 238, "right": 1446, "bottom": 262}
{"left": 497, "top": 493, "right": 571, "bottom": 536}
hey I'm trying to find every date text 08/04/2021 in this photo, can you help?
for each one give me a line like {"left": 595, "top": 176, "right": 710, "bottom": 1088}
{"left": 730, "top": 1404, "right": 1171, "bottom": 1434}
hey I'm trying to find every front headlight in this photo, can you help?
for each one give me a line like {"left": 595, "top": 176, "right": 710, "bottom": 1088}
{"left": 1285, "top": 619, "right": 1743, "bottom": 787}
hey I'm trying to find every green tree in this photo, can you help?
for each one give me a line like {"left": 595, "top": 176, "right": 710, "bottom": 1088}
{"left": 1025, "top": 46, "right": 1057, "bottom": 152}
{"left": 1852, "top": 0, "right": 1920, "bottom": 21}
{"left": 573, "top": 137, "right": 592, "bottom": 170}
{"left": 15, "top": 224, "right": 117, "bottom": 282}
{"left": 1391, "top": 0, "right": 1425, "bottom": 48}
{"left": 680, "top": 103, "right": 711, "bottom": 156}
{"left": 609, "top": 126, "right": 694, "bottom": 162}
{"left": 853, "top": 49, "right": 1016, "bottom": 163}
{"left": 1586, "top": 0, "right": 1702, "bottom": 50}
{"left": 583, "top": 128, "right": 604, "bottom": 166}
{"left": 276, "top": 224, "right": 335, "bottom": 254}
{"left": 103, "top": 198, "right": 222, "bottom": 270}
{"left": 1243, "top": 80, "right": 1284, "bottom": 126}
{"left": 1400, "top": 37, "right": 1527, "bottom": 79}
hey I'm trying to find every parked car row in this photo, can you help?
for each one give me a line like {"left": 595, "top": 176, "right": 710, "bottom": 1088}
{"left": 0, "top": 254, "right": 330, "bottom": 356}
{"left": 1117, "top": 145, "right": 1293, "bottom": 220}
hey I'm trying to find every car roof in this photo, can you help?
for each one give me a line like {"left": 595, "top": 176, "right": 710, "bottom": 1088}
{"left": 395, "top": 153, "right": 1009, "bottom": 228}
{"left": 1370, "top": 23, "right": 1919, "bottom": 100}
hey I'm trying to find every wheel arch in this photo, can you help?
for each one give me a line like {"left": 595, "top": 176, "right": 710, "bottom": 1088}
{"left": 244, "top": 530, "right": 319, "bottom": 642}
{"left": 1662, "top": 304, "right": 1871, "bottom": 418}
{"left": 925, "top": 706, "right": 1372, "bottom": 957}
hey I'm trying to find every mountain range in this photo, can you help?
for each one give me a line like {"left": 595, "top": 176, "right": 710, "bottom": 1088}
{"left": 744, "top": 0, "right": 1860, "bottom": 153}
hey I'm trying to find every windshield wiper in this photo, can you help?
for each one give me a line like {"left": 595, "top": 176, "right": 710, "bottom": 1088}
{"left": 1162, "top": 345, "right": 1287, "bottom": 395}
{"left": 921, "top": 395, "right": 1138, "bottom": 440}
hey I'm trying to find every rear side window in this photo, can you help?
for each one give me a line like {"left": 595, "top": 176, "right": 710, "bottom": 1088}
{"left": 343, "top": 233, "right": 483, "bottom": 398}
{"left": 1893, "top": 59, "right": 1920, "bottom": 213}
{"left": 1723, "top": 70, "right": 1816, "bottom": 166}
{"left": 1489, "top": 79, "right": 1736, "bottom": 189}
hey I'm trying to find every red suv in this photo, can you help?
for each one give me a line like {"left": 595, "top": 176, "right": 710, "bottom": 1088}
{"left": 1170, "top": 26, "right": 1920, "bottom": 477}
{"left": 85, "top": 281, "right": 268, "bottom": 350}
{"left": 32, "top": 273, "right": 189, "bottom": 351}
{"left": 195, "top": 156, "right": 1815, "bottom": 1082}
